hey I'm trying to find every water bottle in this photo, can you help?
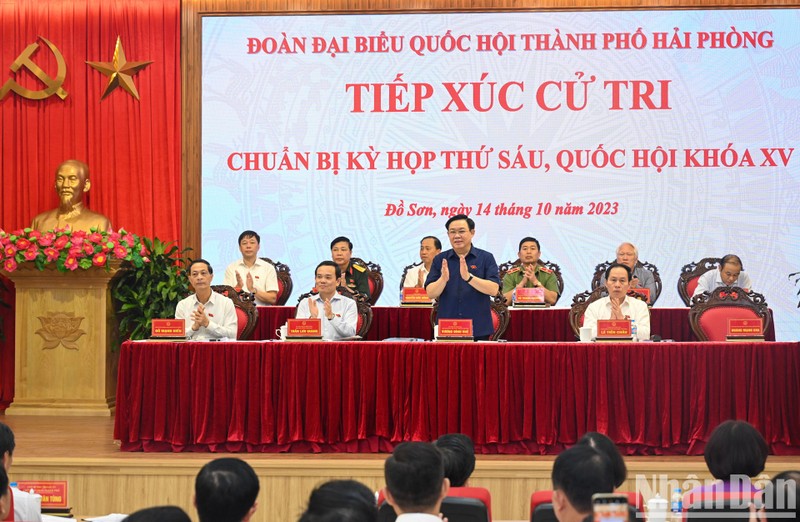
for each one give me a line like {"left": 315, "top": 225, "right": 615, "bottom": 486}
{"left": 631, "top": 318, "right": 638, "bottom": 340}
{"left": 670, "top": 487, "right": 682, "bottom": 520}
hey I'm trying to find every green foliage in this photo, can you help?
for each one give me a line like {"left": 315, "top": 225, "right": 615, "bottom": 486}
{"left": 112, "top": 237, "right": 191, "bottom": 342}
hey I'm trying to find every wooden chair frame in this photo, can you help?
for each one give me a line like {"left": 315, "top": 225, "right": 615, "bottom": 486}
{"left": 295, "top": 286, "right": 373, "bottom": 339}
{"left": 591, "top": 259, "right": 662, "bottom": 305}
{"left": 677, "top": 257, "right": 721, "bottom": 306}
{"left": 260, "top": 257, "right": 293, "bottom": 306}
{"left": 351, "top": 257, "right": 384, "bottom": 305}
{"left": 688, "top": 286, "right": 770, "bottom": 341}
{"left": 211, "top": 284, "right": 258, "bottom": 340}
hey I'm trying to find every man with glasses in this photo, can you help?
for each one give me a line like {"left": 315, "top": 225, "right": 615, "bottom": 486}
{"left": 425, "top": 214, "right": 500, "bottom": 340}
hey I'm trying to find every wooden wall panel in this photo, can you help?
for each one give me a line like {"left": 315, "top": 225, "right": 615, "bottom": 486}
{"left": 180, "top": 0, "right": 800, "bottom": 253}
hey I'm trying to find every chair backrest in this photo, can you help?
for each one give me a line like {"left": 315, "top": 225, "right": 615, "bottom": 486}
{"left": 530, "top": 490, "right": 641, "bottom": 522}
{"left": 352, "top": 257, "right": 384, "bottom": 305}
{"left": 430, "top": 293, "right": 510, "bottom": 341}
{"left": 295, "top": 287, "right": 373, "bottom": 339}
{"left": 677, "top": 257, "right": 721, "bottom": 306}
{"left": 688, "top": 287, "right": 770, "bottom": 341}
{"left": 591, "top": 260, "right": 662, "bottom": 305}
{"left": 498, "top": 258, "right": 565, "bottom": 301}
{"left": 568, "top": 287, "right": 606, "bottom": 338}
{"left": 378, "top": 487, "right": 492, "bottom": 522}
{"left": 211, "top": 284, "right": 257, "bottom": 339}
{"left": 260, "top": 257, "right": 293, "bottom": 306}
{"left": 684, "top": 489, "right": 758, "bottom": 520}
{"left": 399, "top": 261, "right": 422, "bottom": 291}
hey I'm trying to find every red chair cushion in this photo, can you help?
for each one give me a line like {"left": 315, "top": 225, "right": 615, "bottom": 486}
{"left": 356, "top": 314, "right": 363, "bottom": 335}
{"left": 234, "top": 307, "right": 246, "bottom": 339}
{"left": 686, "top": 276, "right": 700, "bottom": 298}
{"left": 368, "top": 277, "right": 375, "bottom": 295}
{"left": 698, "top": 306, "right": 761, "bottom": 341}
{"left": 491, "top": 309, "right": 500, "bottom": 333}
{"left": 277, "top": 279, "right": 285, "bottom": 302}
{"left": 449, "top": 487, "right": 492, "bottom": 521}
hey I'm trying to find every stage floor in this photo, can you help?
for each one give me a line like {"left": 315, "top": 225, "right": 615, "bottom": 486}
{"left": 5, "top": 415, "right": 799, "bottom": 521}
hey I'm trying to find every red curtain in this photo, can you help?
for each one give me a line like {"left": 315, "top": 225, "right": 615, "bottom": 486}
{"left": 0, "top": 0, "right": 182, "bottom": 407}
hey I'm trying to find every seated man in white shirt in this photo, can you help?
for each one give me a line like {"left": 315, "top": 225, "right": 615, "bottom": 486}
{"left": 175, "top": 259, "right": 238, "bottom": 340}
{"left": 402, "top": 236, "right": 442, "bottom": 288}
{"left": 223, "top": 230, "right": 279, "bottom": 306}
{"left": 1, "top": 422, "right": 42, "bottom": 522}
{"left": 383, "top": 442, "right": 450, "bottom": 522}
{"left": 295, "top": 261, "right": 358, "bottom": 340}
{"left": 692, "top": 254, "right": 753, "bottom": 299}
{"left": 584, "top": 263, "right": 651, "bottom": 341}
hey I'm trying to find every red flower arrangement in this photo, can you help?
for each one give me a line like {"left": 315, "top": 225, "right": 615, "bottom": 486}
{"left": 0, "top": 227, "right": 145, "bottom": 273}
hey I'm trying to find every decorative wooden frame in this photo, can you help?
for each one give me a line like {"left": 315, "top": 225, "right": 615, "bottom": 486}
{"left": 351, "top": 257, "right": 384, "bottom": 306}
{"left": 688, "top": 286, "right": 770, "bottom": 342}
{"left": 260, "top": 257, "right": 294, "bottom": 306}
{"left": 677, "top": 257, "right": 721, "bottom": 306}
{"left": 399, "top": 261, "right": 423, "bottom": 292}
{"left": 211, "top": 284, "right": 258, "bottom": 339}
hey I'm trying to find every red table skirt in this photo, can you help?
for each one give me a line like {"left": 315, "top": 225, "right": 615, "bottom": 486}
{"left": 114, "top": 340, "right": 800, "bottom": 454}
{"left": 251, "top": 306, "right": 776, "bottom": 342}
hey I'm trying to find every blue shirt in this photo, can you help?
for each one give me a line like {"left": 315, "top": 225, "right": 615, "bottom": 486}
{"left": 425, "top": 246, "right": 500, "bottom": 338}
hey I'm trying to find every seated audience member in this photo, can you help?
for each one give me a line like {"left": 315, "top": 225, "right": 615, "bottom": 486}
{"left": 599, "top": 242, "right": 657, "bottom": 302}
{"left": 693, "top": 420, "right": 768, "bottom": 494}
{"left": 692, "top": 254, "right": 753, "bottom": 298}
{"left": 296, "top": 261, "right": 358, "bottom": 340}
{"left": 577, "top": 432, "right": 627, "bottom": 489}
{"left": 223, "top": 230, "right": 279, "bottom": 305}
{"left": 176, "top": 259, "right": 238, "bottom": 340}
{"left": 0, "top": 422, "right": 42, "bottom": 522}
{"left": 383, "top": 442, "right": 450, "bottom": 521}
{"left": 298, "top": 479, "right": 378, "bottom": 522}
{"left": 502, "top": 237, "right": 559, "bottom": 305}
{"left": 584, "top": 263, "right": 651, "bottom": 341}
{"left": 403, "top": 236, "right": 442, "bottom": 288}
{"left": 195, "top": 457, "right": 259, "bottom": 522}
{"left": 0, "top": 467, "right": 10, "bottom": 520}
{"left": 551, "top": 445, "right": 615, "bottom": 522}
{"left": 434, "top": 433, "right": 476, "bottom": 488}
{"left": 331, "top": 236, "right": 371, "bottom": 298}
{"left": 751, "top": 470, "right": 800, "bottom": 521}
{"left": 124, "top": 506, "right": 192, "bottom": 522}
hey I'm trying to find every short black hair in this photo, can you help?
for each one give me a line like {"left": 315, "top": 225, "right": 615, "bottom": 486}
{"left": 421, "top": 236, "right": 442, "bottom": 250}
{"left": 720, "top": 254, "right": 744, "bottom": 271}
{"left": 445, "top": 214, "right": 475, "bottom": 231}
{"left": 385, "top": 442, "right": 444, "bottom": 513}
{"left": 0, "top": 466, "right": 8, "bottom": 503}
{"left": 518, "top": 237, "right": 541, "bottom": 252}
{"left": 434, "top": 433, "right": 475, "bottom": 488}
{"left": 298, "top": 479, "right": 377, "bottom": 522}
{"left": 195, "top": 458, "right": 260, "bottom": 522}
{"left": 704, "top": 420, "right": 768, "bottom": 480}
{"left": 124, "top": 506, "right": 192, "bottom": 522}
{"left": 604, "top": 262, "right": 631, "bottom": 281}
{"left": 552, "top": 445, "right": 615, "bottom": 514}
{"left": 762, "top": 470, "right": 799, "bottom": 520}
{"left": 331, "top": 236, "right": 353, "bottom": 251}
{"left": 316, "top": 260, "right": 342, "bottom": 280}
{"left": 0, "top": 422, "right": 15, "bottom": 458}
{"left": 238, "top": 230, "right": 260, "bottom": 244}
{"left": 578, "top": 432, "right": 627, "bottom": 488}
{"left": 189, "top": 258, "right": 214, "bottom": 275}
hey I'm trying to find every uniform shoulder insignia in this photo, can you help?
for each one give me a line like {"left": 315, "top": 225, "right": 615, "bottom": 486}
{"left": 539, "top": 266, "right": 554, "bottom": 274}
{"left": 506, "top": 266, "right": 521, "bottom": 274}
{"left": 352, "top": 264, "right": 367, "bottom": 272}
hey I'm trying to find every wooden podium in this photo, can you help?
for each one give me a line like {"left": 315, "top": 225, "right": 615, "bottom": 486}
{"left": 2, "top": 262, "right": 121, "bottom": 416}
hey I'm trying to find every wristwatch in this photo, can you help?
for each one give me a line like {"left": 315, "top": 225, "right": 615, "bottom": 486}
{"left": 466, "top": 275, "right": 474, "bottom": 283}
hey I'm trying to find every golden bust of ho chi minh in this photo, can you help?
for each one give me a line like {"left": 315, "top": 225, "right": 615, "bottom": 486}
{"left": 31, "top": 160, "right": 112, "bottom": 232}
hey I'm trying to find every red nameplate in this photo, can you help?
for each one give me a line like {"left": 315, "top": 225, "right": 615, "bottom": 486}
{"left": 727, "top": 318, "right": 763, "bottom": 336}
{"left": 630, "top": 287, "right": 651, "bottom": 303}
{"left": 151, "top": 319, "right": 185, "bottom": 337}
{"left": 402, "top": 287, "right": 432, "bottom": 304}
{"left": 438, "top": 319, "right": 473, "bottom": 338}
{"left": 516, "top": 287, "right": 545, "bottom": 304}
{"left": 597, "top": 319, "right": 631, "bottom": 338}
{"left": 15, "top": 480, "right": 68, "bottom": 508}
{"left": 287, "top": 318, "right": 322, "bottom": 338}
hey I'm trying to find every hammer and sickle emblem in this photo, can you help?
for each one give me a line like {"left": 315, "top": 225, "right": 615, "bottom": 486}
{"left": 0, "top": 36, "right": 68, "bottom": 101}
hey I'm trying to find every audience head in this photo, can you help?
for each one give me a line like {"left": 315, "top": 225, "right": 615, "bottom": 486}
{"left": 551, "top": 445, "right": 614, "bottom": 521}
{"left": 704, "top": 420, "right": 768, "bottom": 480}
{"left": 384, "top": 442, "right": 449, "bottom": 515}
{"left": 578, "top": 432, "right": 627, "bottom": 488}
{"left": 298, "top": 479, "right": 377, "bottom": 522}
{"left": 615, "top": 243, "right": 639, "bottom": 270}
{"left": 0, "top": 466, "right": 9, "bottom": 520}
{"left": 760, "top": 470, "right": 799, "bottom": 521}
{"left": 434, "top": 433, "right": 476, "bottom": 488}
{"left": 604, "top": 263, "right": 632, "bottom": 299}
{"left": 124, "top": 506, "right": 192, "bottom": 522}
{"left": 0, "top": 422, "right": 15, "bottom": 471}
{"left": 331, "top": 237, "right": 354, "bottom": 269}
{"left": 419, "top": 236, "right": 442, "bottom": 266}
{"left": 195, "top": 457, "right": 260, "bottom": 522}
{"left": 518, "top": 237, "right": 542, "bottom": 265}
{"left": 718, "top": 254, "right": 745, "bottom": 286}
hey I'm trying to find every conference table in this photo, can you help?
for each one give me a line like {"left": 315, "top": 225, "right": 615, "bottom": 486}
{"left": 251, "top": 305, "right": 777, "bottom": 342}
{"left": 114, "top": 339, "right": 800, "bottom": 455}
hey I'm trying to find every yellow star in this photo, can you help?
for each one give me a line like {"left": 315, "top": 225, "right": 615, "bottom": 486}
{"left": 86, "top": 36, "right": 152, "bottom": 100}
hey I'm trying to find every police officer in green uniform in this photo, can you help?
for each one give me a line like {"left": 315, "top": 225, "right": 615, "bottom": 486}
{"left": 502, "top": 237, "right": 559, "bottom": 306}
{"left": 330, "top": 236, "right": 371, "bottom": 299}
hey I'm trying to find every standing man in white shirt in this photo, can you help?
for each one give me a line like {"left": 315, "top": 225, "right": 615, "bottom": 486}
{"left": 176, "top": 259, "right": 238, "bottom": 340}
{"left": 295, "top": 261, "right": 358, "bottom": 340}
{"left": 692, "top": 254, "right": 753, "bottom": 299}
{"left": 1, "top": 422, "right": 42, "bottom": 522}
{"left": 402, "top": 236, "right": 442, "bottom": 288}
{"left": 223, "top": 230, "right": 279, "bottom": 306}
{"left": 584, "top": 263, "right": 651, "bottom": 341}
